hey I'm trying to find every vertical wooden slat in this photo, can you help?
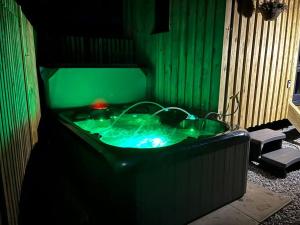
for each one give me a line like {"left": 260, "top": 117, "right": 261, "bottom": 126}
{"left": 184, "top": 0, "right": 196, "bottom": 108}
{"left": 192, "top": 0, "right": 205, "bottom": 110}
{"left": 281, "top": 0, "right": 295, "bottom": 119}
{"left": 266, "top": 10, "right": 282, "bottom": 123}
{"left": 239, "top": 16, "right": 255, "bottom": 128}
{"left": 218, "top": 0, "right": 234, "bottom": 117}
{"left": 258, "top": 19, "right": 274, "bottom": 125}
{"left": 170, "top": 0, "right": 180, "bottom": 105}
{"left": 272, "top": 0, "right": 288, "bottom": 122}
{"left": 226, "top": 0, "right": 239, "bottom": 125}
{"left": 164, "top": 31, "right": 172, "bottom": 104}
{"left": 210, "top": 0, "right": 227, "bottom": 113}
{"left": 99, "top": 38, "right": 103, "bottom": 63}
{"left": 232, "top": 14, "right": 247, "bottom": 126}
{"left": 155, "top": 35, "right": 160, "bottom": 102}
{"left": 244, "top": 1, "right": 262, "bottom": 127}
{"left": 252, "top": 8, "right": 268, "bottom": 126}
{"left": 277, "top": 0, "right": 293, "bottom": 120}
{"left": 177, "top": 0, "right": 188, "bottom": 106}
{"left": 166, "top": 19, "right": 172, "bottom": 104}
{"left": 161, "top": 34, "right": 167, "bottom": 103}
{"left": 160, "top": 33, "right": 165, "bottom": 104}
{"left": 265, "top": 6, "right": 284, "bottom": 123}
{"left": 201, "top": 0, "right": 216, "bottom": 113}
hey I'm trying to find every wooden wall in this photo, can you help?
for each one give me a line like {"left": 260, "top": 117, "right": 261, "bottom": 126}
{"left": 218, "top": 0, "right": 300, "bottom": 128}
{"left": 124, "top": 0, "right": 227, "bottom": 114}
{"left": 0, "top": 0, "right": 40, "bottom": 224}
{"left": 37, "top": 34, "right": 135, "bottom": 66}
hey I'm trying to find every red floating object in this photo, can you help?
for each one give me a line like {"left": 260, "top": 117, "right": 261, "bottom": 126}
{"left": 91, "top": 100, "right": 108, "bottom": 110}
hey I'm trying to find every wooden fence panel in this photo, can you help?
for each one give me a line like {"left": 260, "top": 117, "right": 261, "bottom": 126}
{"left": 218, "top": 0, "right": 300, "bottom": 128}
{"left": 0, "top": 2, "right": 40, "bottom": 225}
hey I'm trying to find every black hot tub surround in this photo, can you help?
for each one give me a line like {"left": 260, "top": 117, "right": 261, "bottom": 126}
{"left": 52, "top": 107, "right": 250, "bottom": 225}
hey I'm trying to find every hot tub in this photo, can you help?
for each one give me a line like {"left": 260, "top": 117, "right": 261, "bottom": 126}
{"left": 43, "top": 68, "right": 250, "bottom": 225}
{"left": 53, "top": 104, "right": 249, "bottom": 225}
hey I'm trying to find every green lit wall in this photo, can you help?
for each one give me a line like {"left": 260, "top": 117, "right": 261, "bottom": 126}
{"left": 125, "top": 0, "right": 226, "bottom": 115}
{"left": 0, "top": 0, "right": 40, "bottom": 224}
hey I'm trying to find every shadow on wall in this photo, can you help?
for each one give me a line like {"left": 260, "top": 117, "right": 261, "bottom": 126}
{"left": 19, "top": 120, "right": 90, "bottom": 225}
{"left": 135, "top": 44, "right": 156, "bottom": 99}
{"left": 236, "top": 0, "right": 255, "bottom": 18}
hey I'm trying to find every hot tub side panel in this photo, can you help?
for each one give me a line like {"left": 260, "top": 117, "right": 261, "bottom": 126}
{"left": 135, "top": 139, "right": 249, "bottom": 225}
{"left": 53, "top": 119, "right": 249, "bottom": 225}
{"left": 50, "top": 119, "right": 139, "bottom": 225}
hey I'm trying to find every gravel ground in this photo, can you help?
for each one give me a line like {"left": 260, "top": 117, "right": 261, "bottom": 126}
{"left": 248, "top": 139, "right": 300, "bottom": 225}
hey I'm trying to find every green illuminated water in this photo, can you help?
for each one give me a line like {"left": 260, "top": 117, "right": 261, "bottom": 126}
{"left": 74, "top": 114, "right": 226, "bottom": 149}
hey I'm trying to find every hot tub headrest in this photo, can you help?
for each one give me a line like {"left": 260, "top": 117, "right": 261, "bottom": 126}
{"left": 41, "top": 67, "right": 147, "bottom": 109}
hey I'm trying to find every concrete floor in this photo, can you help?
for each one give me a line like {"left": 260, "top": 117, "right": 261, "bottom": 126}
{"left": 189, "top": 182, "right": 290, "bottom": 225}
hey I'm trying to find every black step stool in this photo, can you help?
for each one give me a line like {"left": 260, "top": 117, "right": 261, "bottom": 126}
{"left": 249, "top": 128, "right": 286, "bottom": 161}
{"left": 261, "top": 148, "right": 300, "bottom": 177}
{"left": 250, "top": 128, "right": 300, "bottom": 177}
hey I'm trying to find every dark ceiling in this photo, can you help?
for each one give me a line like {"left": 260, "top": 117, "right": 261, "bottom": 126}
{"left": 17, "top": 0, "right": 124, "bottom": 36}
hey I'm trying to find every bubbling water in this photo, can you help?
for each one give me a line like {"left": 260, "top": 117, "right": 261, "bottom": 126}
{"left": 73, "top": 101, "right": 227, "bottom": 149}
{"left": 75, "top": 114, "right": 188, "bottom": 148}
